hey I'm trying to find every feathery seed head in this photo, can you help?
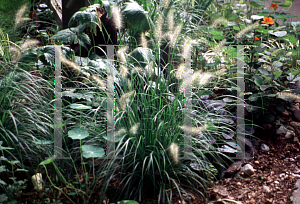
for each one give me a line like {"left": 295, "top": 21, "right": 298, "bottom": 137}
{"left": 169, "top": 24, "right": 182, "bottom": 48}
{"left": 211, "top": 18, "right": 230, "bottom": 29}
{"left": 277, "top": 92, "right": 300, "bottom": 100}
{"left": 112, "top": 4, "right": 122, "bottom": 30}
{"left": 115, "top": 128, "right": 127, "bottom": 137}
{"left": 140, "top": 33, "right": 148, "bottom": 50}
{"left": 20, "top": 39, "right": 40, "bottom": 52}
{"left": 15, "top": 4, "right": 30, "bottom": 28}
{"left": 91, "top": 75, "right": 106, "bottom": 88}
{"left": 162, "top": 0, "right": 170, "bottom": 8}
{"left": 9, "top": 47, "right": 21, "bottom": 62}
{"left": 61, "top": 57, "right": 81, "bottom": 72}
{"left": 175, "top": 62, "right": 185, "bottom": 80}
{"left": 213, "top": 38, "right": 226, "bottom": 54}
{"left": 179, "top": 124, "right": 208, "bottom": 135}
{"left": 119, "top": 90, "right": 135, "bottom": 111}
{"left": 155, "top": 14, "right": 164, "bottom": 46}
{"left": 197, "top": 37, "right": 210, "bottom": 47}
{"left": 129, "top": 123, "right": 139, "bottom": 135}
{"left": 235, "top": 21, "right": 259, "bottom": 41}
{"left": 117, "top": 46, "right": 128, "bottom": 78}
{"left": 169, "top": 142, "right": 179, "bottom": 164}
{"left": 191, "top": 71, "right": 213, "bottom": 87}
{"left": 167, "top": 9, "right": 175, "bottom": 31}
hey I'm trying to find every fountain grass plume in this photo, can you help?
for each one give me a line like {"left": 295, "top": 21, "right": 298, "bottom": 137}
{"left": 169, "top": 143, "right": 179, "bottom": 164}
{"left": 211, "top": 17, "right": 230, "bottom": 29}
{"left": 118, "top": 90, "right": 135, "bottom": 111}
{"left": 117, "top": 46, "right": 128, "bottom": 78}
{"left": 235, "top": 21, "right": 259, "bottom": 41}
{"left": 179, "top": 124, "right": 208, "bottom": 135}
{"left": 169, "top": 24, "right": 183, "bottom": 48}
{"left": 140, "top": 33, "right": 148, "bottom": 50}
{"left": 14, "top": 3, "right": 30, "bottom": 28}
{"left": 167, "top": 9, "right": 175, "bottom": 32}
{"left": 155, "top": 14, "right": 164, "bottom": 46}
{"left": 129, "top": 123, "right": 140, "bottom": 135}
{"left": 20, "top": 39, "right": 40, "bottom": 52}
{"left": 112, "top": 4, "right": 122, "bottom": 31}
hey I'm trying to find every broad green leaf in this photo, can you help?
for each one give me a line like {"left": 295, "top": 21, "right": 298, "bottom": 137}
{"left": 258, "top": 68, "right": 269, "bottom": 75}
{"left": 81, "top": 145, "right": 105, "bottom": 158}
{"left": 209, "top": 30, "right": 223, "bottom": 35}
{"left": 70, "top": 104, "right": 92, "bottom": 110}
{"left": 275, "top": 13, "right": 298, "bottom": 19}
{"left": 68, "top": 128, "right": 89, "bottom": 140}
{"left": 68, "top": 10, "right": 100, "bottom": 32}
{"left": 253, "top": 75, "right": 264, "bottom": 86}
{"left": 268, "top": 30, "right": 287, "bottom": 37}
{"left": 39, "top": 156, "right": 55, "bottom": 165}
{"left": 250, "top": 0, "right": 264, "bottom": 7}
{"left": 32, "top": 140, "right": 54, "bottom": 145}
{"left": 284, "top": 35, "right": 298, "bottom": 44}
{"left": 273, "top": 70, "right": 282, "bottom": 77}
{"left": 272, "top": 61, "right": 283, "bottom": 69}
{"left": 122, "top": 0, "right": 150, "bottom": 32}
{"left": 129, "top": 47, "right": 153, "bottom": 68}
{"left": 212, "top": 35, "right": 224, "bottom": 40}
{"left": 260, "top": 85, "right": 272, "bottom": 91}
{"left": 279, "top": 4, "right": 290, "bottom": 7}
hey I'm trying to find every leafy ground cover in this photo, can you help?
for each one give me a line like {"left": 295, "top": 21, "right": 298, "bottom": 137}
{"left": 0, "top": 0, "right": 300, "bottom": 203}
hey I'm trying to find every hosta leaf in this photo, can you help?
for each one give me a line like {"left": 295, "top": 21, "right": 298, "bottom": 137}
{"left": 81, "top": 145, "right": 105, "bottom": 158}
{"left": 129, "top": 47, "right": 154, "bottom": 68}
{"left": 122, "top": 0, "right": 150, "bottom": 32}
{"left": 68, "top": 128, "right": 89, "bottom": 140}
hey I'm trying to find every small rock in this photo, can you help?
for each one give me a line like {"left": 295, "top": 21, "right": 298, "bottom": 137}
{"left": 285, "top": 130, "right": 295, "bottom": 139}
{"left": 281, "top": 109, "right": 290, "bottom": 117}
{"left": 241, "top": 164, "right": 255, "bottom": 176}
{"left": 254, "top": 161, "right": 259, "bottom": 164}
{"left": 276, "top": 125, "right": 288, "bottom": 134}
{"left": 274, "top": 180, "right": 279, "bottom": 184}
{"left": 224, "top": 161, "right": 243, "bottom": 177}
{"left": 291, "top": 105, "right": 300, "bottom": 122}
{"left": 263, "top": 123, "right": 272, "bottom": 130}
{"left": 263, "top": 185, "right": 271, "bottom": 193}
{"left": 261, "top": 144, "right": 270, "bottom": 151}
{"left": 236, "top": 182, "right": 241, "bottom": 186}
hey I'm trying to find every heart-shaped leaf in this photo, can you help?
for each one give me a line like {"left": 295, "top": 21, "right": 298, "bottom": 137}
{"left": 68, "top": 128, "right": 89, "bottom": 140}
{"left": 122, "top": 0, "right": 150, "bottom": 32}
{"left": 81, "top": 145, "right": 105, "bottom": 158}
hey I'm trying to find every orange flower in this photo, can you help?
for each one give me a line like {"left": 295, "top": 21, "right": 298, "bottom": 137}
{"left": 270, "top": 3, "right": 278, "bottom": 10}
{"left": 253, "top": 37, "right": 259, "bottom": 40}
{"left": 261, "top": 17, "right": 274, "bottom": 25}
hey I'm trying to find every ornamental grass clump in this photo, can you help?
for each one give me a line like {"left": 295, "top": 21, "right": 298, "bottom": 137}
{"left": 99, "top": 6, "right": 234, "bottom": 204}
